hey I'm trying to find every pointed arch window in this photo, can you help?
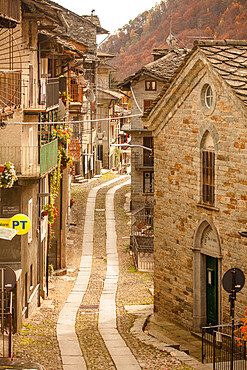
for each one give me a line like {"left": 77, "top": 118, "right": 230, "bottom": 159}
{"left": 202, "top": 133, "right": 215, "bottom": 205}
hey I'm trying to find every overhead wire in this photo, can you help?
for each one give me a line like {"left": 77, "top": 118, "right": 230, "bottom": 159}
{"left": 6, "top": 112, "right": 142, "bottom": 125}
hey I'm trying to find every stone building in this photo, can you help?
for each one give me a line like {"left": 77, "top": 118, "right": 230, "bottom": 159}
{"left": 143, "top": 40, "right": 247, "bottom": 331}
{"left": 119, "top": 49, "right": 188, "bottom": 271}
{"left": 0, "top": 0, "right": 107, "bottom": 332}
{"left": 96, "top": 52, "right": 126, "bottom": 170}
{"left": 0, "top": 0, "right": 68, "bottom": 331}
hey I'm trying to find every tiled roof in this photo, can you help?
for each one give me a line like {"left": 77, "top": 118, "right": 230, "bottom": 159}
{"left": 119, "top": 49, "right": 188, "bottom": 89}
{"left": 39, "top": 30, "right": 84, "bottom": 56}
{"left": 195, "top": 40, "right": 247, "bottom": 106}
{"left": 98, "top": 88, "right": 125, "bottom": 100}
{"left": 143, "top": 40, "right": 247, "bottom": 119}
{"left": 143, "top": 48, "right": 189, "bottom": 80}
{"left": 40, "top": 0, "right": 108, "bottom": 53}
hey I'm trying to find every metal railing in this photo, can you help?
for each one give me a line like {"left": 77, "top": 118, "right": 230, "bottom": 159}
{"left": 0, "top": 290, "right": 12, "bottom": 358}
{"left": 0, "top": 71, "right": 21, "bottom": 110}
{"left": 0, "top": 0, "right": 20, "bottom": 22}
{"left": 132, "top": 234, "right": 154, "bottom": 271}
{"left": 132, "top": 153, "right": 154, "bottom": 169}
{"left": 132, "top": 206, "right": 154, "bottom": 237}
{"left": 202, "top": 324, "right": 247, "bottom": 369}
{"left": 0, "top": 141, "right": 58, "bottom": 176}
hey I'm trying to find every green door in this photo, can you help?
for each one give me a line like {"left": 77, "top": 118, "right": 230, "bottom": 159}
{"left": 206, "top": 256, "right": 218, "bottom": 326}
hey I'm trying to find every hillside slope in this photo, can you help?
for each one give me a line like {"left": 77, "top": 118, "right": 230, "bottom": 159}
{"left": 100, "top": 0, "right": 247, "bottom": 80}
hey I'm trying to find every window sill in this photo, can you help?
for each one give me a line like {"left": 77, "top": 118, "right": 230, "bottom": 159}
{"left": 142, "top": 192, "right": 154, "bottom": 196}
{"left": 197, "top": 203, "right": 219, "bottom": 212}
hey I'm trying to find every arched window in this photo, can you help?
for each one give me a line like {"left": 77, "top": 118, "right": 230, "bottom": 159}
{"left": 202, "top": 132, "right": 215, "bottom": 205}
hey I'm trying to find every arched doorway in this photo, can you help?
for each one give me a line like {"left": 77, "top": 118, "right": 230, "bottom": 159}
{"left": 193, "top": 218, "right": 222, "bottom": 332}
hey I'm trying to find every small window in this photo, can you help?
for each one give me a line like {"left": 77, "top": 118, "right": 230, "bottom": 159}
{"left": 201, "top": 83, "right": 215, "bottom": 113}
{"left": 205, "top": 85, "right": 213, "bottom": 108}
{"left": 202, "top": 150, "right": 215, "bottom": 205}
{"left": 143, "top": 99, "right": 153, "bottom": 111}
{"left": 145, "top": 81, "right": 156, "bottom": 91}
{"left": 143, "top": 172, "right": 154, "bottom": 193}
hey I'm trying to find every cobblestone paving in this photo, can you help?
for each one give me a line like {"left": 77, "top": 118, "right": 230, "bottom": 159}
{"left": 115, "top": 185, "right": 192, "bottom": 370}
{"left": 13, "top": 174, "right": 193, "bottom": 369}
{"left": 13, "top": 174, "right": 119, "bottom": 370}
{"left": 76, "top": 186, "right": 116, "bottom": 369}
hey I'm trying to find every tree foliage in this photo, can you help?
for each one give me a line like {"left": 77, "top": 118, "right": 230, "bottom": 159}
{"left": 100, "top": 0, "right": 247, "bottom": 80}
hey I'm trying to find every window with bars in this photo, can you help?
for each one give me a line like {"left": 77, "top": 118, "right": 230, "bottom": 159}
{"left": 202, "top": 150, "right": 215, "bottom": 205}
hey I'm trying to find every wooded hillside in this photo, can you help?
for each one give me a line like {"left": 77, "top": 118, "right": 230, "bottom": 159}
{"left": 100, "top": 0, "right": 247, "bottom": 80}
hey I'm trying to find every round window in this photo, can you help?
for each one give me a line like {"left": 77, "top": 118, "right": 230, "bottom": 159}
{"left": 205, "top": 84, "right": 213, "bottom": 108}
{"left": 201, "top": 83, "right": 215, "bottom": 115}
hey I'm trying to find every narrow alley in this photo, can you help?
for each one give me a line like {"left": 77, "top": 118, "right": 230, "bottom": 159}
{"left": 12, "top": 174, "right": 203, "bottom": 369}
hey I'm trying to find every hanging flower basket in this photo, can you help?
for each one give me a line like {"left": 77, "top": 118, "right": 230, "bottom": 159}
{"left": 0, "top": 162, "right": 18, "bottom": 188}
{"left": 42, "top": 203, "right": 59, "bottom": 226}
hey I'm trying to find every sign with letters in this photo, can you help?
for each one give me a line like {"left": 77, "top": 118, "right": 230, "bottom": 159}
{"left": 0, "top": 214, "right": 31, "bottom": 235}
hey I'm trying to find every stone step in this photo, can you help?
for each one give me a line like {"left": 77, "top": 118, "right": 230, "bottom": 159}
{"left": 146, "top": 322, "right": 180, "bottom": 350}
{"left": 145, "top": 315, "right": 190, "bottom": 354}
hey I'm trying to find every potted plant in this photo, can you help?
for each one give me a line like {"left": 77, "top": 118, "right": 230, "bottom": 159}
{"left": 0, "top": 161, "right": 18, "bottom": 188}
{"left": 42, "top": 203, "right": 59, "bottom": 226}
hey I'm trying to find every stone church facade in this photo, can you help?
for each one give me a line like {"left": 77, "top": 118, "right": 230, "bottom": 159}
{"left": 143, "top": 40, "right": 247, "bottom": 331}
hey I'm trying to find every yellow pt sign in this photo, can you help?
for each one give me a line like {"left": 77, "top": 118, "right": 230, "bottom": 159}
{"left": 0, "top": 214, "right": 31, "bottom": 235}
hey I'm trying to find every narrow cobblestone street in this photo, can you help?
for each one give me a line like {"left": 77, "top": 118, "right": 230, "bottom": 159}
{"left": 12, "top": 174, "right": 196, "bottom": 369}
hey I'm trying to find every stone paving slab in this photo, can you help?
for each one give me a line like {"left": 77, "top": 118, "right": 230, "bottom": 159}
{"left": 57, "top": 177, "right": 129, "bottom": 370}
{"left": 99, "top": 180, "right": 141, "bottom": 370}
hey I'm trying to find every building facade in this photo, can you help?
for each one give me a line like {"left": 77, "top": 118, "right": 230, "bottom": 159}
{"left": 119, "top": 49, "right": 188, "bottom": 271}
{"left": 143, "top": 40, "right": 247, "bottom": 331}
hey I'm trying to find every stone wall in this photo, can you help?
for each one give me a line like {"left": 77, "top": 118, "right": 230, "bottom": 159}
{"left": 153, "top": 67, "right": 247, "bottom": 330}
{"left": 130, "top": 78, "right": 163, "bottom": 211}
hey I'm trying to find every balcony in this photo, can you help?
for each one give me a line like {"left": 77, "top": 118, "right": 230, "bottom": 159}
{"left": 0, "top": 0, "right": 21, "bottom": 24}
{"left": 0, "top": 71, "right": 21, "bottom": 110}
{"left": 0, "top": 140, "right": 58, "bottom": 177}
{"left": 40, "top": 78, "right": 59, "bottom": 108}
{"left": 132, "top": 153, "right": 154, "bottom": 169}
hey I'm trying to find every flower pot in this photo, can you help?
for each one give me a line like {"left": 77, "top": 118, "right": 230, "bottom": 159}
{"left": 42, "top": 210, "right": 48, "bottom": 216}
{"left": 0, "top": 165, "right": 5, "bottom": 172}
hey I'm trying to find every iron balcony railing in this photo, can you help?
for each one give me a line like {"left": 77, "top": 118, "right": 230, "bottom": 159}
{"left": 0, "top": 0, "right": 20, "bottom": 23}
{"left": 0, "top": 71, "right": 21, "bottom": 110}
{"left": 40, "top": 78, "right": 59, "bottom": 108}
{"left": 132, "top": 153, "right": 154, "bottom": 169}
{"left": 0, "top": 140, "right": 58, "bottom": 177}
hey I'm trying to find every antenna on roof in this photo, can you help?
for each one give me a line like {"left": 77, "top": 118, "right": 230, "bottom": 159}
{"left": 91, "top": 9, "right": 95, "bottom": 16}
{"left": 166, "top": 12, "right": 177, "bottom": 51}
